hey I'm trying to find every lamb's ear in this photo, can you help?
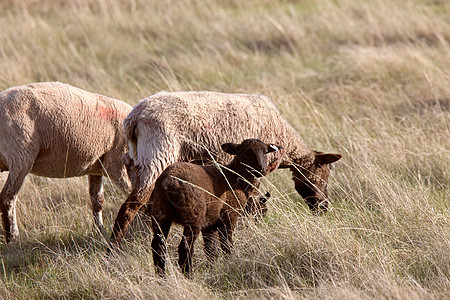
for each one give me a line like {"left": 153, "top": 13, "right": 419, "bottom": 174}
{"left": 221, "top": 143, "right": 241, "bottom": 155}
{"left": 268, "top": 144, "right": 283, "bottom": 153}
{"left": 260, "top": 192, "right": 271, "bottom": 203}
{"left": 315, "top": 152, "right": 342, "bottom": 165}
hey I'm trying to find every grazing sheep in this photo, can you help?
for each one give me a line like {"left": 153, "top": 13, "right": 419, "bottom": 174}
{"left": 150, "top": 139, "right": 282, "bottom": 276}
{"left": 110, "top": 91, "right": 341, "bottom": 247}
{"left": 0, "top": 82, "right": 133, "bottom": 243}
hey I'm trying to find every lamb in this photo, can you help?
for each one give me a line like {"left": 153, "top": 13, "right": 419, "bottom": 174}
{"left": 149, "top": 139, "right": 282, "bottom": 276}
{"left": 0, "top": 82, "right": 133, "bottom": 243}
{"left": 110, "top": 91, "right": 342, "bottom": 247}
{"left": 244, "top": 191, "right": 270, "bottom": 220}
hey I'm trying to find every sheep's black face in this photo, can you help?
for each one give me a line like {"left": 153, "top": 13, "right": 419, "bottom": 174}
{"left": 241, "top": 144, "right": 269, "bottom": 178}
{"left": 291, "top": 164, "right": 331, "bottom": 213}
{"left": 221, "top": 139, "right": 282, "bottom": 179}
{"left": 244, "top": 192, "right": 270, "bottom": 219}
{"left": 291, "top": 152, "right": 341, "bottom": 213}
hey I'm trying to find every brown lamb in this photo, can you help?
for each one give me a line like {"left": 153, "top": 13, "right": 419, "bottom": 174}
{"left": 149, "top": 139, "right": 282, "bottom": 276}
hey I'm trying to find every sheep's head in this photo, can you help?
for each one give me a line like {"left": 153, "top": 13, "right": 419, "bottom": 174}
{"left": 221, "top": 139, "right": 282, "bottom": 179}
{"left": 245, "top": 191, "right": 270, "bottom": 219}
{"left": 290, "top": 151, "right": 342, "bottom": 213}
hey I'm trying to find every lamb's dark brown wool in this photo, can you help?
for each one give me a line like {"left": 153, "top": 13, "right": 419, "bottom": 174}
{"left": 244, "top": 191, "right": 270, "bottom": 220}
{"left": 149, "top": 139, "right": 282, "bottom": 276}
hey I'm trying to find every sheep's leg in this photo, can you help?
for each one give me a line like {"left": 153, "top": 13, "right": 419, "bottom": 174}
{"left": 178, "top": 225, "right": 200, "bottom": 276}
{"left": 109, "top": 155, "right": 173, "bottom": 248}
{"left": 202, "top": 224, "right": 219, "bottom": 262}
{"left": 109, "top": 163, "right": 133, "bottom": 195}
{"left": 108, "top": 169, "right": 156, "bottom": 248}
{"left": 217, "top": 214, "right": 237, "bottom": 255}
{"left": 109, "top": 185, "right": 151, "bottom": 248}
{"left": 88, "top": 175, "right": 106, "bottom": 236}
{"left": 151, "top": 218, "right": 172, "bottom": 277}
{"left": 0, "top": 168, "right": 30, "bottom": 243}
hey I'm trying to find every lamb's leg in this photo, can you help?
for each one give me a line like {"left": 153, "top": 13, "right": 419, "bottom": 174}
{"left": 0, "top": 167, "right": 30, "bottom": 243}
{"left": 202, "top": 224, "right": 219, "bottom": 262}
{"left": 151, "top": 217, "right": 172, "bottom": 277}
{"left": 217, "top": 213, "right": 237, "bottom": 255}
{"left": 178, "top": 225, "right": 200, "bottom": 277}
{"left": 88, "top": 175, "right": 106, "bottom": 235}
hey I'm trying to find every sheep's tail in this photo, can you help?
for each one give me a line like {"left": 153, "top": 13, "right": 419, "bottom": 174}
{"left": 161, "top": 176, "right": 181, "bottom": 211}
{"left": 123, "top": 111, "right": 140, "bottom": 162}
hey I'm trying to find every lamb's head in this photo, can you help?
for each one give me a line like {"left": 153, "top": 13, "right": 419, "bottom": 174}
{"left": 221, "top": 139, "right": 282, "bottom": 179}
{"left": 290, "top": 151, "right": 342, "bottom": 213}
{"left": 245, "top": 191, "right": 270, "bottom": 219}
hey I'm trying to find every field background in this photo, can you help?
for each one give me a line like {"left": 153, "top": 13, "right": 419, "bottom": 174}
{"left": 0, "top": 0, "right": 448, "bottom": 299}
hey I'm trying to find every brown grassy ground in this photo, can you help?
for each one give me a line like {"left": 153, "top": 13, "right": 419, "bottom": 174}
{"left": 0, "top": 0, "right": 449, "bottom": 299}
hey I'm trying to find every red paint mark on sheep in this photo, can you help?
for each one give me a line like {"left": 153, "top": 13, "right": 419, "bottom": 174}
{"left": 96, "top": 104, "right": 115, "bottom": 120}
{"left": 94, "top": 95, "right": 129, "bottom": 120}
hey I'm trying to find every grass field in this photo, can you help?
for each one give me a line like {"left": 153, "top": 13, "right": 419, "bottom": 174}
{"left": 0, "top": 0, "right": 449, "bottom": 299}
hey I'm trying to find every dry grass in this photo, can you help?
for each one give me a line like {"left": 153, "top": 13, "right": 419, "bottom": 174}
{"left": 0, "top": 0, "right": 449, "bottom": 299}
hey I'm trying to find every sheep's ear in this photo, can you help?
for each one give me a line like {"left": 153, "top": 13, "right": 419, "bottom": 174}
{"left": 260, "top": 192, "right": 271, "bottom": 203}
{"left": 315, "top": 152, "right": 342, "bottom": 165}
{"left": 268, "top": 144, "right": 283, "bottom": 153}
{"left": 221, "top": 143, "right": 241, "bottom": 155}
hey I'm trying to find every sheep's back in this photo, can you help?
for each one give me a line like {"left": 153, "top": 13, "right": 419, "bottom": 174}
{"left": 130, "top": 91, "right": 310, "bottom": 165}
{"left": 0, "top": 82, "right": 132, "bottom": 177}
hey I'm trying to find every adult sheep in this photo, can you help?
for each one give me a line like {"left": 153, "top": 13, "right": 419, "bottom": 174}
{"left": 110, "top": 91, "right": 342, "bottom": 247}
{"left": 0, "top": 82, "right": 133, "bottom": 243}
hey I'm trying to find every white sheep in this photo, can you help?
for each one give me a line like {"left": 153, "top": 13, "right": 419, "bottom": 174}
{"left": 0, "top": 82, "right": 133, "bottom": 243}
{"left": 110, "top": 91, "right": 341, "bottom": 247}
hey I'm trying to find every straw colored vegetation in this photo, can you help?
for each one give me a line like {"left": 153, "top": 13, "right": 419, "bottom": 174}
{"left": 0, "top": 0, "right": 448, "bottom": 299}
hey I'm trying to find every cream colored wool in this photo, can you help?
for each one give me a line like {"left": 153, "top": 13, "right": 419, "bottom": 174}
{"left": 0, "top": 82, "right": 132, "bottom": 243}
{"left": 125, "top": 91, "right": 312, "bottom": 186}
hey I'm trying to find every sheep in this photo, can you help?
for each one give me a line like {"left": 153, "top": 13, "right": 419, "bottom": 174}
{"left": 149, "top": 139, "right": 282, "bottom": 276}
{"left": 109, "top": 91, "right": 341, "bottom": 248}
{"left": 244, "top": 191, "right": 270, "bottom": 220}
{"left": 0, "top": 82, "right": 133, "bottom": 243}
